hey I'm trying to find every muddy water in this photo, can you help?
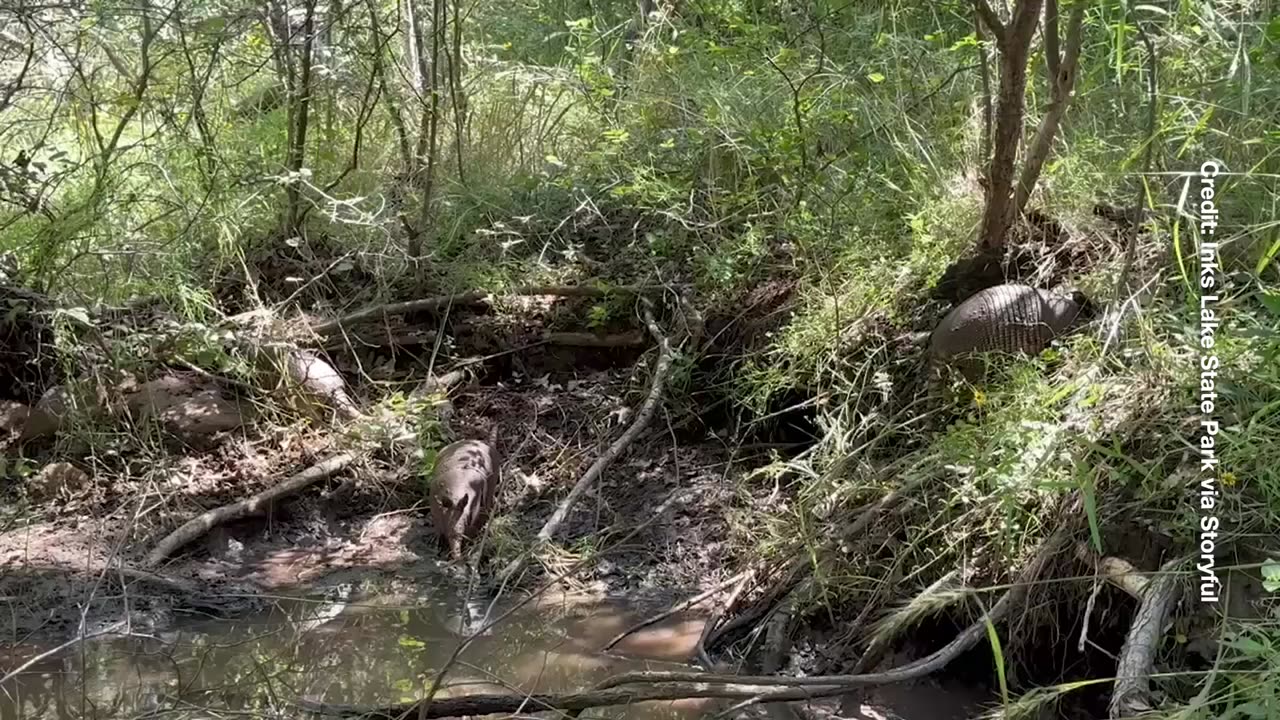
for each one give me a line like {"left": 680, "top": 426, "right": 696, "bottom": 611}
{"left": 0, "top": 587, "right": 714, "bottom": 720}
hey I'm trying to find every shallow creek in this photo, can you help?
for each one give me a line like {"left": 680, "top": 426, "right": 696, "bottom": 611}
{"left": 0, "top": 584, "right": 714, "bottom": 720}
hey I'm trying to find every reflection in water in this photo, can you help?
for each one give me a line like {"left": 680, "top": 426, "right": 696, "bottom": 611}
{"left": 0, "top": 589, "right": 712, "bottom": 720}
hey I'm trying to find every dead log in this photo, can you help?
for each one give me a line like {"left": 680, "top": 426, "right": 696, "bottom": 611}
{"left": 145, "top": 452, "right": 357, "bottom": 567}
{"left": 1109, "top": 559, "right": 1183, "bottom": 719}
{"left": 543, "top": 331, "right": 647, "bottom": 348}
{"left": 309, "top": 284, "right": 668, "bottom": 335}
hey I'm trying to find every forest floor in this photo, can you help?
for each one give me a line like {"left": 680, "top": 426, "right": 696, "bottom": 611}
{"left": 2, "top": 205, "right": 1259, "bottom": 720}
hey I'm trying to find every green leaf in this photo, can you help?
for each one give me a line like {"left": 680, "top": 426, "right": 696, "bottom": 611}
{"left": 398, "top": 636, "right": 426, "bottom": 649}
{"left": 1259, "top": 235, "right": 1280, "bottom": 276}
{"left": 984, "top": 617, "right": 1009, "bottom": 709}
{"left": 1223, "top": 634, "right": 1270, "bottom": 657}
{"left": 866, "top": 72, "right": 886, "bottom": 84}
{"left": 1260, "top": 289, "right": 1280, "bottom": 318}
{"left": 1267, "top": 16, "right": 1280, "bottom": 43}
{"left": 1262, "top": 558, "right": 1280, "bottom": 592}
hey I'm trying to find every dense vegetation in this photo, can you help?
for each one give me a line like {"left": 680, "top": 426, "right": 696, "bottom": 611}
{"left": 2, "top": 0, "right": 1279, "bottom": 718}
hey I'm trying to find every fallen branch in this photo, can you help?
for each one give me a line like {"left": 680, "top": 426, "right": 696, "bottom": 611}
{"left": 601, "top": 570, "right": 753, "bottom": 653}
{"left": 761, "top": 590, "right": 797, "bottom": 673}
{"left": 310, "top": 285, "right": 667, "bottom": 335}
{"left": 322, "top": 329, "right": 439, "bottom": 352}
{"left": 299, "top": 684, "right": 845, "bottom": 719}
{"left": 544, "top": 331, "right": 647, "bottom": 348}
{"left": 1109, "top": 559, "right": 1183, "bottom": 719}
{"left": 497, "top": 300, "right": 676, "bottom": 582}
{"left": 145, "top": 452, "right": 357, "bottom": 567}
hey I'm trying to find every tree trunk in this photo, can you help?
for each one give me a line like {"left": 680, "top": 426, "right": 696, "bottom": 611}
{"left": 1015, "top": 0, "right": 1085, "bottom": 214}
{"left": 975, "top": 0, "right": 1044, "bottom": 251}
{"left": 413, "top": 0, "right": 444, "bottom": 257}
{"left": 282, "top": 0, "right": 316, "bottom": 239}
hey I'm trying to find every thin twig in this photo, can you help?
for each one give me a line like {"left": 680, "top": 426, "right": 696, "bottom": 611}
{"left": 0, "top": 621, "right": 126, "bottom": 686}
{"left": 601, "top": 570, "right": 752, "bottom": 652}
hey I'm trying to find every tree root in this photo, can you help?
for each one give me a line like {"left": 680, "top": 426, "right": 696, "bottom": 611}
{"left": 497, "top": 299, "right": 676, "bottom": 583}
{"left": 706, "top": 472, "right": 931, "bottom": 654}
{"left": 144, "top": 452, "right": 357, "bottom": 567}
{"left": 1109, "top": 558, "right": 1183, "bottom": 719}
{"left": 310, "top": 284, "right": 668, "bottom": 335}
{"left": 695, "top": 567, "right": 759, "bottom": 666}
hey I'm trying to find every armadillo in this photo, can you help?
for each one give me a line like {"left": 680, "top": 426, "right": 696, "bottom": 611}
{"left": 429, "top": 429, "right": 499, "bottom": 560}
{"left": 286, "top": 350, "right": 362, "bottom": 420}
{"left": 928, "top": 284, "right": 1085, "bottom": 370}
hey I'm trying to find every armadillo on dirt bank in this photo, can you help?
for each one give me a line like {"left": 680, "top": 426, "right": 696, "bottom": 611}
{"left": 928, "top": 284, "right": 1086, "bottom": 368}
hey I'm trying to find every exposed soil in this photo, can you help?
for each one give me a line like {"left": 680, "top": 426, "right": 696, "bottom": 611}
{"left": 0, "top": 335, "right": 767, "bottom": 648}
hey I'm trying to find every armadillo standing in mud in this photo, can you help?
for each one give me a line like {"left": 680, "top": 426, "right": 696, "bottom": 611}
{"left": 429, "top": 423, "right": 500, "bottom": 560}
{"left": 928, "top": 284, "right": 1087, "bottom": 374}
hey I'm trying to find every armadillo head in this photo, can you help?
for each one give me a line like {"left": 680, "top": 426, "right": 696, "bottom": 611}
{"left": 1039, "top": 288, "right": 1089, "bottom": 333}
{"left": 433, "top": 492, "right": 471, "bottom": 559}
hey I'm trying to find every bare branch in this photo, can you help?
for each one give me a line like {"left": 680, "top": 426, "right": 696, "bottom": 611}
{"left": 973, "top": 0, "right": 1007, "bottom": 46}
{"left": 1014, "top": 1, "right": 1084, "bottom": 213}
{"left": 1044, "top": 0, "right": 1060, "bottom": 81}
{"left": 496, "top": 299, "right": 677, "bottom": 584}
{"left": 1110, "top": 560, "right": 1183, "bottom": 718}
{"left": 145, "top": 452, "right": 358, "bottom": 567}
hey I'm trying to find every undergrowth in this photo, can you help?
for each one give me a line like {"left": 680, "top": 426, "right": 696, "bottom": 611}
{"left": 2, "top": 0, "right": 1279, "bottom": 715}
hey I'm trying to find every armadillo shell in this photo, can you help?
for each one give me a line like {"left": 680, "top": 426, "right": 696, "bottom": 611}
{"left": 929, "top": 284, "right": 1079, "bottom": 360}
{"left": 287, "top": 350, "right": 346, "bottom": 395}
{"left": 287, "top": 350, "right": 359, "bottom": 414}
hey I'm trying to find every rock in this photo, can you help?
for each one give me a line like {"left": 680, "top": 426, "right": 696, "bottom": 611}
{"left": 21, "top": 385, "right": 73, "bottom": 440}
{"left": 1, "top": 401, "right": 30, "bottom": 436}
{"left": 18, "top": 380, "right": 120, "bottom": 441}
{"left": 29, "top": 462, "right": 89, "bottom": 501}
